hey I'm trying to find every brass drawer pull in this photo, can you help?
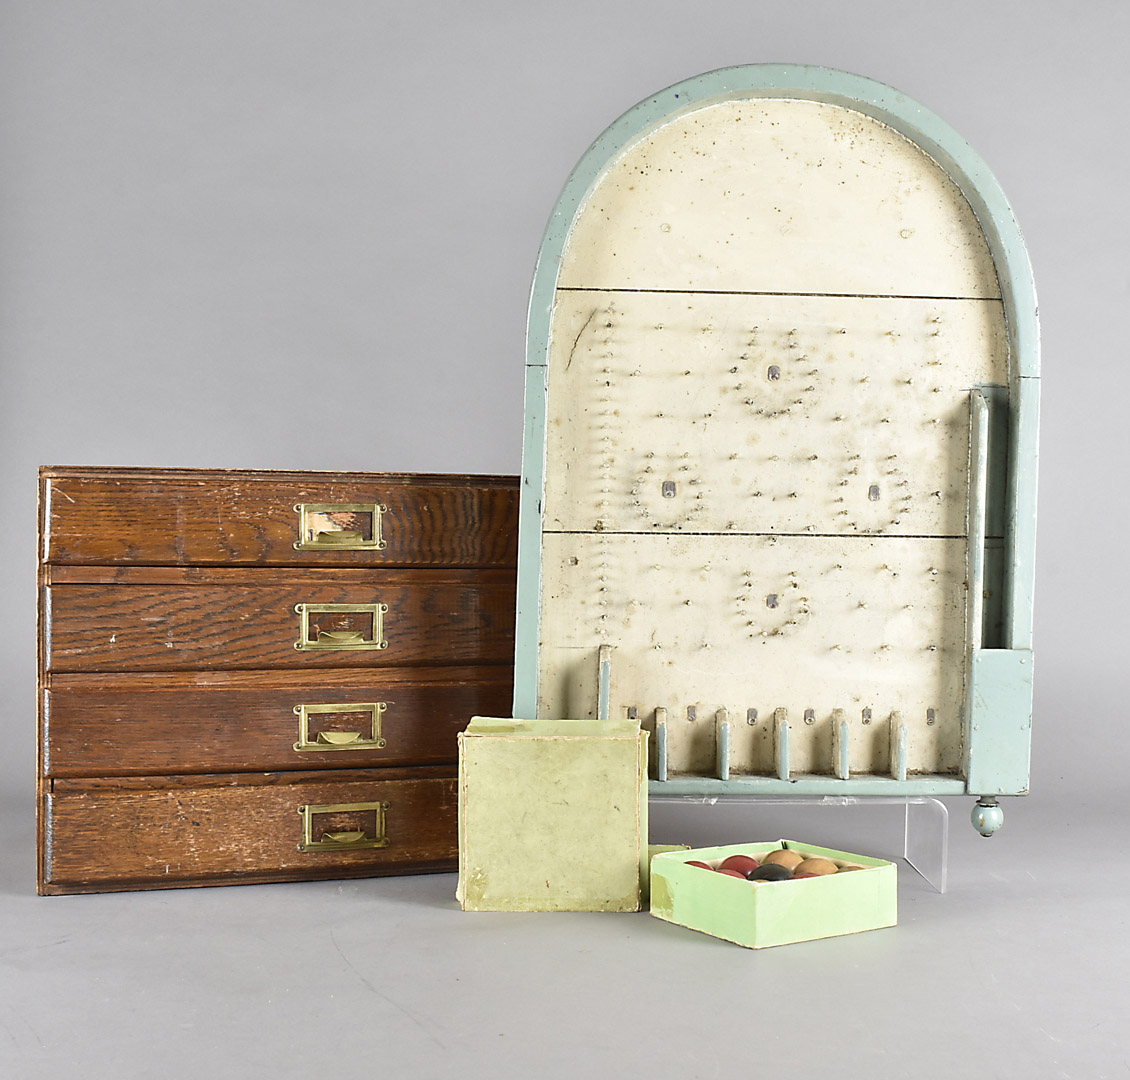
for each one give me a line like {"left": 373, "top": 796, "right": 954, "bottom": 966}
{"left": 297, "top": 801, "right": 390, "bottom": 852}
{"left": 293, "top": 503, "right": 387, "bottom": 551}
{"left": 317, "top": 732, "right": 363, "bottom": 746}
{"left": 293, "top": 702, "right": 388, "bottom": 752}
{"left": 318, "top": 631, "right": 365, "bottom": 645}
{"left": 293, "top": 603, "right": 388, "bottom": 651}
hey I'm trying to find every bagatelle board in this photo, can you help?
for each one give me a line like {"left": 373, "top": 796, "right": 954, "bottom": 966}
{"left": 513, "top": 67, "right": 1039, "bottom": 834}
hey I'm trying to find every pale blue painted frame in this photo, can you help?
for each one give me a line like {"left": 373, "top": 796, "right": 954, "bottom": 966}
{"left": 514, "top": 64, "right": 1039, "bottom": 805}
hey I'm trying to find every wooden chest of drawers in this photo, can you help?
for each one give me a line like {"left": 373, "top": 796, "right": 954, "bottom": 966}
{"left": 38, "top": 467, "right": 519, "bottom": 894}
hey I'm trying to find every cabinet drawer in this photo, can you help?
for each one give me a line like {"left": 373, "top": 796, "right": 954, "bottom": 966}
{"left": 45, "top": 568, "right": 516, "bottom": 672}
{"left": 45, "top": 668, "right": 513, "bottom": 776}
{"left": 41, "top": 769, "right": 458, "bottom": 893}
{"left": 41, "top": 468, "right": 519, "bottom": 568}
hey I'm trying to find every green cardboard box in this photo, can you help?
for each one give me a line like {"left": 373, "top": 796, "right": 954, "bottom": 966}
{"left": 649, "top": 840, "right": 897, "bottom": 948}
{"left": 457, "top": 717, "right": 648, "bottom": 912}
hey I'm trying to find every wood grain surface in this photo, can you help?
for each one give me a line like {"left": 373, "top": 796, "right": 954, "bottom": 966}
{"left": 42, "top": 770, "right": 458, "bottom": 893}
{"left": 45, "top": 571, "right": 516, "bottom": 672}
{"left": 41, "top": 468, "right": 519, "bottom": 568}
{"left": 45, "top": 667, "right": 513, "bottom": 776}
{"left": 37, "top": 466, "right": 519, "bottom": 894}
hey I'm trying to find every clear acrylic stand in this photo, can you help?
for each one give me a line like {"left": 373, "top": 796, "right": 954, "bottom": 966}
{"left": 649, "top": 794, "right": 948, "bottom": 893}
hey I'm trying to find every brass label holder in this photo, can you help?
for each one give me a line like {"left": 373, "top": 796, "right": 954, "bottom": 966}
{"left": 297, "top": 801, "right": 391, "bottom": 853}
{"left": 293, "top": 503, "right": 387, "bottom": 551}
{"left": 293, "top": 702, "right": 388, "bottom": 752}
{"left": 293, "top": 602, "right": 389, "bottom": 651}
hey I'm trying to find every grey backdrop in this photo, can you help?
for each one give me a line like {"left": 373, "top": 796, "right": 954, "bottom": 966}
{"left": 1, "top": 3, "right": 1127, "bottom": 1078}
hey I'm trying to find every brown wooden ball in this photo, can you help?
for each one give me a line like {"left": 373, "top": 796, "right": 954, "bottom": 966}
{"left": 762, "top": 849, "right": 805, "bottom": 872}
{"left": 793, "top": 857, "right": 839, "bottom": 876}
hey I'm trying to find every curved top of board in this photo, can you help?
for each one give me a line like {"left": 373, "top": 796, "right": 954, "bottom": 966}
{"left": 515, "top": 66, "right": 1041, "bottom": 723}
{"left": 526, "top": 64, "right": 1038, "bottom": 384}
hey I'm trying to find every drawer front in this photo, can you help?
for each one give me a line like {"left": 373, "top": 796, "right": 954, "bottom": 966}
{"left": 45, "top": 669, "right": 513, "bottom": 776}
{"left": 42, "top": 771, "right": 457, "bottom": 893}
{"left": 46, "top": 578, "right": 516, "bottom": 672}
{"left": 42, "top": 471, "right": 519, "bottom": 568}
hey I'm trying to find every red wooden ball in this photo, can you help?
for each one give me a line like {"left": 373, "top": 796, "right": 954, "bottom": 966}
{"left": 716, "top": 868, "right": 748, "bottom": 879}
{"left": 685, "top": 860, "right": 714, "bottom": 870}
{"left": 718, "top": 855, "right": 761, "bottom": 876}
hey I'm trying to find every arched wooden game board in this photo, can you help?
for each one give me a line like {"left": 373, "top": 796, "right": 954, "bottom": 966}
{"left": 514, "top": 67, "right": 1038, "bottom": 832}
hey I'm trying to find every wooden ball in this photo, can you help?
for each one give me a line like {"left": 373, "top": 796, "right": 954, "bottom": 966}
{"left": 747, "top": 863, "right": 792, "bottom": 882}
{"left": 793, "top": 857, "right": 838, "bottom": 876}
{"left": 762, "top": 849, "right": 805, "bottom": 872}
{"left": 718, "top": 855, "right": 761, "bottom": 876}
{"left": 685, "top": 860, "right": 714, "bottom": 870}
{"left": 716, "top": 868, "right": 748, "bottom": 879}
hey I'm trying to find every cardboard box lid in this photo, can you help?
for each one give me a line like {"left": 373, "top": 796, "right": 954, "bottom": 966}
{"left": 458, "top": 716, "right": 648, "bottom": 911}
{"left": 463, "top": 716, "right": 641, "bottom": 739}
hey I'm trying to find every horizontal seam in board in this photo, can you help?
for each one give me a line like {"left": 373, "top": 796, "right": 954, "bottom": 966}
{"left": 543, "top": 530, "right": 988, "bottom": 540}
{"left": 556, "top": 286, "right": 1003, "bottom": 302}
